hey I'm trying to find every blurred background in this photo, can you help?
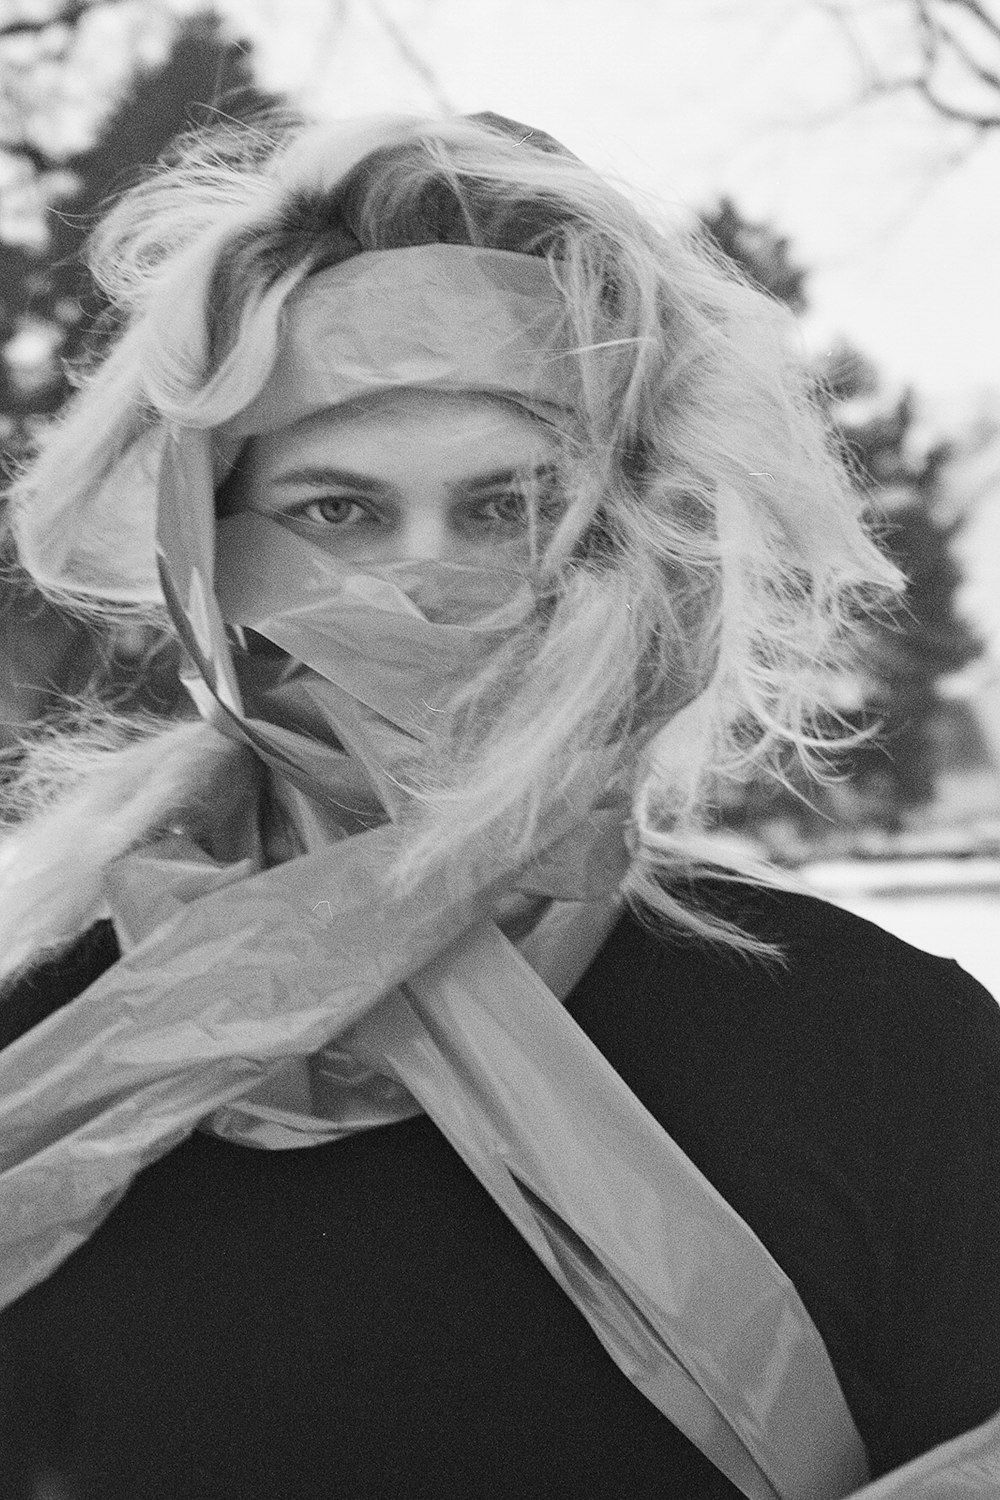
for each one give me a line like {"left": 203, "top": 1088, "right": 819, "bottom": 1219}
{"left": 1, "top": 0, "right": 998, "bottom": 990}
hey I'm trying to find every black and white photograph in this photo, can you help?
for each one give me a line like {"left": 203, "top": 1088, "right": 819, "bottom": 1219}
{"left": 1, "top": 3, "right": 999, "bottom": 1496}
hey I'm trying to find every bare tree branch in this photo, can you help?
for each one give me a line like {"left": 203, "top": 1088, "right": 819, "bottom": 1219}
{"left": 0, "top": 139, "right": 52, "bottom": 172}
{"left": 932, "top": 0, "right": 1000, "bottom": 90}
{"left": 941, "top": 0, "right": 1000, "bottom": 40}
{"left": 913, "top": 0, "right": 939, "bottom": 64}
{"left": 913, "top": 77, "right": 999, "bottom": 122}
{"left": 0, "top": 2, "right": 92, "bottom": 40}
{"left": 0, "top": 0, "right": 139, "bottom": 44}
{"left": 810, "top": 10, "right": 996, "bottom": 124}
{"left": 366, "top": 0, "right": 454, "bottom": 114}
{"left": 818, "top": 0, "right": 1000, "bottom": 128}
{"left": 866, "top": 68, "right": 1000, "bottom": 125}
{"left": 914, "top": 0, "right": 1000, "bottom": 91}
{"left": 937, "top": 32, "right": 1000, "bottom": 94}
{"left": 815, "top": 0, "right": 879, "bottom": 83}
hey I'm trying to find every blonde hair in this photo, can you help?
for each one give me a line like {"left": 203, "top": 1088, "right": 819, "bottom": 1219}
{"left": 0, "top": 110, "right": 900, "bottom": 989}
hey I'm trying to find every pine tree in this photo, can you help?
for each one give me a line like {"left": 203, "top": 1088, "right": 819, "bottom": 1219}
{"left": 2, "top": 10, "right": 279, "bottom": 446}
{"left": 698, "top": 199, "right": 986, "bottom": 850}
{"left": 1, "top": 12, "right": 280, "bottom": 758}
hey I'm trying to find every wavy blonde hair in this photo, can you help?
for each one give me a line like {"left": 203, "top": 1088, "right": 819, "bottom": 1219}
{"left": 0, "top": 109, "right": 901, "bottom": 989}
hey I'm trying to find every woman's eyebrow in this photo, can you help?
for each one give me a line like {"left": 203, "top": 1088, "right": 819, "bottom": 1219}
{"left": 456, "top": 461, "right": 560, "bottom": 495}
{"left": 269, "top": 461, "right": 560, "bottom": 497}
{"left": 271, "top": 465, "right": 395, "bottom": 498}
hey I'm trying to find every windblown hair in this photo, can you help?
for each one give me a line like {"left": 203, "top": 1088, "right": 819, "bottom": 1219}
{"left": 0, "top": 109, "right": 900, "bottom": 988}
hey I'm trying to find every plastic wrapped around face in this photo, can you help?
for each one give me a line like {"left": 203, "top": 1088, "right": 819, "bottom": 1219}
{"left": 0, "top": 249, "right": 879, "bottom": 1492}
{"left": 209, "top": 507, "right": 543, "bottom": 820}
{"left": 156, "top": 426, "right": 554, "bottom": 822}
{"left": 139, "top": 400, "right": 873, "bottom": 1497}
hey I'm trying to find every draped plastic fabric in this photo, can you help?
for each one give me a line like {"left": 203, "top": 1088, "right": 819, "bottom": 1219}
{"left": 0, "top": 773, "right": 631, "bottom": 1296}
{"left": 0, "top": 244, "right": 880, "bottom": 1496}
{"left": 0, "top": 492, "right": 873, "bottom": 1495}
{"left": 0, "top": 803, "right": 869, "bottom": 1500}
{"left": 347, "top": 918, "right": 870, "bottom": 1500}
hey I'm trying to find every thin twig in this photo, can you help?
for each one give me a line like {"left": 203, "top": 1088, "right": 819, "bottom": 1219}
{"left": 0, "top": 0, "right": 96, "bottom": 40}
{"left": 366, "top": 0, "right": 453, "bottom": 114}
{"left": 941, "top": 0, "right": 1000, "bottom": 39}
{"left": 932, "top": 1, "right": 1000, "bottom": 90}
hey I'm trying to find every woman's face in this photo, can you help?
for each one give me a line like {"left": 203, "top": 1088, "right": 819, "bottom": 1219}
{"left": 224, "top": 388, "right": 562, "bottom": 567}
{"left": 222, "top": 388, "right": 561, "bottom": 936}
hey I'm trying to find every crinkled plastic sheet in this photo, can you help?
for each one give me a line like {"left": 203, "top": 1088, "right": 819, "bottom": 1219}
{"left": 0, "top": 770, "right": 626, "bottom": 1292}
{"left": 0, "top": 804, "right": 869, "bottom": 1498}
{"left": 0, "top": 270, "right": 879, "bottom": 1497}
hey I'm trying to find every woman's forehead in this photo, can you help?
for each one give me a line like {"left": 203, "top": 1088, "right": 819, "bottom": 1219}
{"left": 244, "top": 388, "right": 560, "bottom": 475}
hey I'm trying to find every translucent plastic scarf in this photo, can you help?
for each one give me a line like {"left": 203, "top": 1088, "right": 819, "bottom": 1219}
{"left": 0, "top": 244, "right": 875, "bottom": 1499}
{"left": 0, "top": 495, "right": 870, "bottom": 1499}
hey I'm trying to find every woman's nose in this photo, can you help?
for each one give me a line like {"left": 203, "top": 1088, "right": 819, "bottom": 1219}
{"left": 395, "top": 511, "right": 461, "bottom": 562}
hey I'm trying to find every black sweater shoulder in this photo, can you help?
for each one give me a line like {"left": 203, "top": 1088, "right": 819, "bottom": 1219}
{"left": 569, "top": 882, "right": 1000, "bottom": 1472}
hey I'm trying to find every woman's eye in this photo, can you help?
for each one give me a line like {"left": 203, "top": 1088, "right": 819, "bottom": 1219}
{"left": 477, "top": 493, "right": 527, "bottom": 527}
{"left": 289, "top": 497, "right": 370, "bottom": 528}
{"left": 477, "top": 490, "right": 561, "bottom": 530}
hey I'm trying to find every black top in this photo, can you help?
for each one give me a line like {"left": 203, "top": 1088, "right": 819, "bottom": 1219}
{"left": 1, "top": 885, "right": 998, "bottom": 1500}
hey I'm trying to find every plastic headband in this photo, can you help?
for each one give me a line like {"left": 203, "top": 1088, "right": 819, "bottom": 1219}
{"left": 213, "top": 243, "right": 581, "bottom": 473}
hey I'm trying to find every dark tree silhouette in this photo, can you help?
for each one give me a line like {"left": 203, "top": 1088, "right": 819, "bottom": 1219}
{"left": 0, "top": 11, "right": 281, "bottom": 758}
{"left": 699, "top": 197, "right": 987, "bottom": 846}
{"left": 699, "top": 198, "right": 809, "bottom": 314}
{"left": 3, "top": 10, "right": 280, "bottom": 439}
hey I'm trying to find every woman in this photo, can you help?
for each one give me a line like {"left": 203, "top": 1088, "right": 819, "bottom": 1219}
{"left": 0, "top": 110, "right": 997, "bottom": 1500}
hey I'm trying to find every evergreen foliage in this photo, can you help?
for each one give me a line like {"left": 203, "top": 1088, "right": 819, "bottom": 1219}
{"left": 700, "top": 199, "right": 987, "bottom": 849}
{"left": 0, "top": 11, "right": 278, "bottom": 754}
